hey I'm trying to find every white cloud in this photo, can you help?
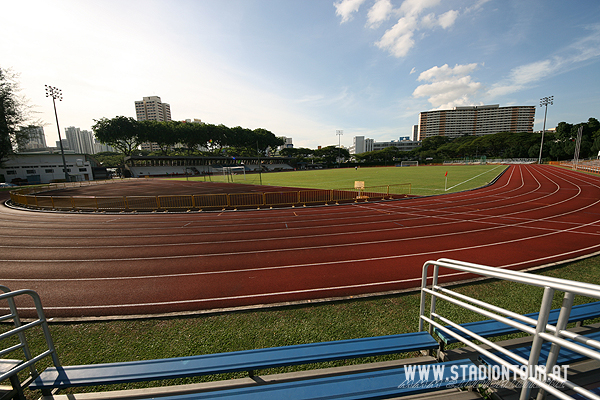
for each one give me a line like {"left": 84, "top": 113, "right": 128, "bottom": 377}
{"left": 398, "top": 0, "right": 441, "bottom": 17}
{"left": 488, "top": 25, "right": 600, "bottom": 98}
{"left": 465, "top": 0, "right": 492, "bottom": 14}
{"left": 376, "top": 16, "right": 417, "bottom": 57}
{"left": 417, "top": 63, "right": 478, "bottom": 82}
{"left": 334, "top": 0, "right": 462, "bottom": 57}
{"left": 334, "top": 0, "right": 367, "bottom": 23}
{"left": 413, "top": 63, "right": 482, "bottom": 109}
{"left": 487, "top": 58, "right": 559, "bottom": 98}
{"left": 367, "top": 0, "right": 393, "bottom": 28}
{"left": 438, "top": 9, "right": 459, "bottom": 29}
{"left": 421, "top": 9, "right": 458, "bottom": 29}
{"left": 371, "top": 0, "right": 459, "bottom": 58}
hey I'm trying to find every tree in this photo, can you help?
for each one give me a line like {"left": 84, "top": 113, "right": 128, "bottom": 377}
{"left": 93, "top": 151, "right": 125, "bottom": 168}
{"left": 313, "top": 145, "right": 349, "bottom": 165}
{"left": 140, "top": 120, "right": 176, "bottom": 155}
{"left": 0, "top": 67, "right": 34, "bottom": 165}
{"left": 92, "top": 116, "right": 142, "bottom": 156}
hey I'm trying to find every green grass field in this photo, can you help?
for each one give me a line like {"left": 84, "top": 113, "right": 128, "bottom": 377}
{"left": 173, "top": 164, "right": 507, "bottom": 196}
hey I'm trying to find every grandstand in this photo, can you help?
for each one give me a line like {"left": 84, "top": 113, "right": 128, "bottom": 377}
{"left": 123, "top": 155, "right": 294, "bottom": 178}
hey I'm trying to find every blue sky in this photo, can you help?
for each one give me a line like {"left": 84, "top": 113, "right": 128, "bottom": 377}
{"left": 2, "top": 0, "right": 600, "bottom": 149}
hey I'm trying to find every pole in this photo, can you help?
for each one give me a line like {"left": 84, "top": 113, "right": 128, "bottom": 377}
{"left": 573, "top": 125, "right": 584, "bottom": 169}
{"left": 445, "top": 171, "right": 448, "bottom": 191}
{"left": 336, "top": 130, "right": 343, "bottom": 167}
{"left": 257, "top": 141, "right": 262, "bottom": 185}
{"left": 46, "top": 85, "right": 69, "bottom": 182}
{"left": 538, "top": 96, "right": 553, "bottom": 164}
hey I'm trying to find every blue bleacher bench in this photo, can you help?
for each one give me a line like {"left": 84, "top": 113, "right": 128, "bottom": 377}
{"left": 30, "top": 331, "right": 438, "bottom": 390}
{"left": 434, "top": 301, "right": 600, "bottom": 345}
{"left": 132, "top": 358, "right": 478, "bottom": 400}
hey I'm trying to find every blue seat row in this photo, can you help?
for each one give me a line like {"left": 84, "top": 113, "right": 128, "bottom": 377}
{"left": 29, "top": 302, "right": 600, "bottom": 398}
{"left": 30, "top": 331, "right": 438, "bottom": 390}
{"left": 125, "top": 358, "right": 477, "bottom": 400}
{"left": 434, "top": 301, "right": 600, "bottom": 345}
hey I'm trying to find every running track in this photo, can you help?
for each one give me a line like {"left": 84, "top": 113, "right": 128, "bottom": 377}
{"left": 2, "top": 164, "right": 600, "bottom": 318}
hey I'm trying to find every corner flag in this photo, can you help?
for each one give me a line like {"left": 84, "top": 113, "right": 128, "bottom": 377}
{"left": 444, "top": 171, "right": 448, "bottom": 191}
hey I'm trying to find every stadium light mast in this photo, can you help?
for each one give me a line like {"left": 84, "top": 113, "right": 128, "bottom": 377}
{"left": 45, "top": 85, "right": 70, "bottom": 182}
{"left": 537, "top": 96, "right": 553, "bottom": 165}
{"left": 336, "top": 130, "right": 343, "bottom": 167}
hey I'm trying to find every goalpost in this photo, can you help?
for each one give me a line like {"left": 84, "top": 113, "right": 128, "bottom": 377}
{"left": 223, "top": 166, "right": 246, "bottom": 182}
{"left": 400, "top": 160, "right": 419, "bottom": 167}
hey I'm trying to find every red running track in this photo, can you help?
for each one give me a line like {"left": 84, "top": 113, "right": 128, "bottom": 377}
{"left": 2, "top": 164, "right": 600, "bottom": 318}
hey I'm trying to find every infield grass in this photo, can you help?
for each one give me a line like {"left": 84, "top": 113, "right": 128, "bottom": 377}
{"left": 172, "top": 164, "right": 507, "bottom": 196}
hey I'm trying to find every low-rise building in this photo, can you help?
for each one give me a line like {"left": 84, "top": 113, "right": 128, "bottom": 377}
{"left": 0, "top": 153, "right": 100, "bottom": 184}
{"left": 350, "top": 136, "right": 420, "bottom": 154}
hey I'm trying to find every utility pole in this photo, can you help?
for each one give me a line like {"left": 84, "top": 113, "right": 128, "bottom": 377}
{"left": 538, "top": 96, "right": 553, "bottom": 164}
{"left": 45, "top": 85, "right": 70, "bottom": 182}
{"left": 336, "top": 130, "right": 343, "bottom": 167}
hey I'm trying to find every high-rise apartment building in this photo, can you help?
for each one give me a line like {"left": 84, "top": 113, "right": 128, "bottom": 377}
{"left": 65, "top": 127, "right": 95, "bottom": 155}
{"left": 418, "top": 104, "right": 535, "bottom": 141}
{"left": 135, "top": 96, "right": 172, "bottom": 152}
{"left": 135, "top": 96, "right": 172, "bottom": 122}
{"left": 18, "top": 126, "right": 47, "bottom": 151}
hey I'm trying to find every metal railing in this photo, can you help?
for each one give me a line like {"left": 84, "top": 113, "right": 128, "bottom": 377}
{"left": 419, "top": 259, "right": 600, "bottom": 400}
{"left": 551, "top": 159, "right": 600, "bottom": 174}
{"left": 9, "top": 183, "right": 412, "bottom": 212}
{"left": 0, "top": 286, "right": 60, "bottom": 396}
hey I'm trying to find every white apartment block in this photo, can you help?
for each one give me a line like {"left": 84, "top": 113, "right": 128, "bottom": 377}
{"left": 135, "top": 96, "right": 172, "bottom": 152}
{"left": 372, "top": 139, "right": 421, "bottom": 152}
{"left": 418, "top": 104, "right": 535, "bottom": 141}
{"left": 135, "top": 96, "right": 171, "bottom": 122}
{"left": 351, "top": 136, "right": 420, "bottom": 154}
{"left": 65, "top": 127, "right": 95, "bottom": 155}
{"left": 279, "top": 137, "right": 293, "bottom": 151}
{"left": 350, "top": 136, "right": 374, "bottom": 155}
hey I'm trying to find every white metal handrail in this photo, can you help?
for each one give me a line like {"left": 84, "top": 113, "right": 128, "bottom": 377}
{"left": 0, "top": 287, "right": 60, "bottom": 394}
{"left": 420, "top": 259, "right": 600, "bottom": 400}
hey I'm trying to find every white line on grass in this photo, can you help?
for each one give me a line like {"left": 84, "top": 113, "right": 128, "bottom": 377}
{"left": 445, "top": 165, "right": 504, "bottom": 191}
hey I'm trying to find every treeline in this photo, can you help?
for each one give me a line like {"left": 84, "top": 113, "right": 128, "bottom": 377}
{"left": 92, "top": 116, "right": 285, "bottom": 157}
{"left": 355, "top": 117, "right": 600, "bottom": 164}
{"left": 279, "top": 146, "right": 350, "bottom": 165}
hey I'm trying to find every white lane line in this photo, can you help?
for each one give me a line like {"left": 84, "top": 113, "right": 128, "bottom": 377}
{"left": 13, "top": 242, "right": 600, "bottom": 311}
{"left": 5, "top": 212, "right": 600, "bottom": 282}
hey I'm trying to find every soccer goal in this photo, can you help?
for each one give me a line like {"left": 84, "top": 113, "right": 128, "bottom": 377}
{"left": 400, "top": 160, "right": 419, "bottom": 167}
{"left": 223, "top": 166, "right": 246, "bottom": 181}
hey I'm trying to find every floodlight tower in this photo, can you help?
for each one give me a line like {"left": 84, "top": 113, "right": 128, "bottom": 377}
{"left": 336, "top": 130, "right": 343, "bottom": 166}
{"left": 45, "top": 85, "right": 69, "bottom": 181}
{"left": 537, "top": 96, "right": 553, "bottom": 164}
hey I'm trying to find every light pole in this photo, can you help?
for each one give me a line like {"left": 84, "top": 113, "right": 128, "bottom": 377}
{"left": 45, "top": 85, "right": 69, "bottom": 181}
{"left": 336, "top": 130, "right": 343, "bottom": 167}
{"left": 537, "top": 96, "right": 553, "bottom": 165}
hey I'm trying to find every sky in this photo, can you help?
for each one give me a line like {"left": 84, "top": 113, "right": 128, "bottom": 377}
{"left": 2, "top": 0, "right": 600, "bottom": 149}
